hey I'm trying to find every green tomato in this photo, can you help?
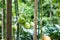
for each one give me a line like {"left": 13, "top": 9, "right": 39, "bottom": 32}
{"left": 30, "top": 22, "right": 34, "bottom": 27}
{"left": 24, "top": 22, "right": 30, "bottom": 29}
{"left": 18, "top": 17, "right": 26, "bottom": 24}
{"left": 0, "top": 21, "right": 2, "bottom": 27}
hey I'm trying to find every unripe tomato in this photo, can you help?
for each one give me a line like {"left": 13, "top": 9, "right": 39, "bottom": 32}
{"left": 30, "top": 22, "right": 34, "bottom": 27}
{"left": 0, "top": 21, "right": 2, "bottom": 27}
{"left": 18, "top": 17, "right": 26, "bottom": 24}
{"left": 24, "top": 22, "right": 30, "bottom": 29}
{"left": 43, "top": 36, "right": 51, "bottom": 40}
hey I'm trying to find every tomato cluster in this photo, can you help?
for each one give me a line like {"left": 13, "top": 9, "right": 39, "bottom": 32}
{"left": 18, "top": 13, "right": 34, "bottom": 29}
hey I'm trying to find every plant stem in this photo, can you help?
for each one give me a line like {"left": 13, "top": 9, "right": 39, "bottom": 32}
{"left": 40, "top": 0, "right": 43, "bottom": 40}
{"left": 14, "top": 0, "right": 19, "bottom": 40}
{"left": 2, "top": 0, "right": 5, "bottom": 39}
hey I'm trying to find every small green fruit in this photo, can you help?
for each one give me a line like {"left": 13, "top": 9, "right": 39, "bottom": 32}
{"left": 30, "top": 22, "right": 34, "bottom": 27}
{"left": 18, "top": 17, "right": 26, "bottom": 24}
{"left": 24, "top": 22, "right": 30, "bottom": 29}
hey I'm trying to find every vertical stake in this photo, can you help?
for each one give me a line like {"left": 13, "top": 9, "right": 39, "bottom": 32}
{"left": 33, "top": 0, "right": 38, "bottom": 40}
{"left": 6, "top": 0, "right": 12, "bottom": 40}
{"left": 38, "top": 0, "right": 40, "bottom": 40}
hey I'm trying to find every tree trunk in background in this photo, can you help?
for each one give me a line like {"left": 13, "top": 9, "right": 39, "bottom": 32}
{"left": 33, "top": 0, "right": 38, "bottom": 40}
{"left": 6, "top": 0, "right": 12, "bottom": 40}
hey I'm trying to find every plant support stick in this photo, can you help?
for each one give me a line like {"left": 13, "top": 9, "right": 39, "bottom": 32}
{"left": 6, "top": 0, "right": 12, "bottom": 40}
{"left": 33, "top": 0, "right": 38, "bottom": 40}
